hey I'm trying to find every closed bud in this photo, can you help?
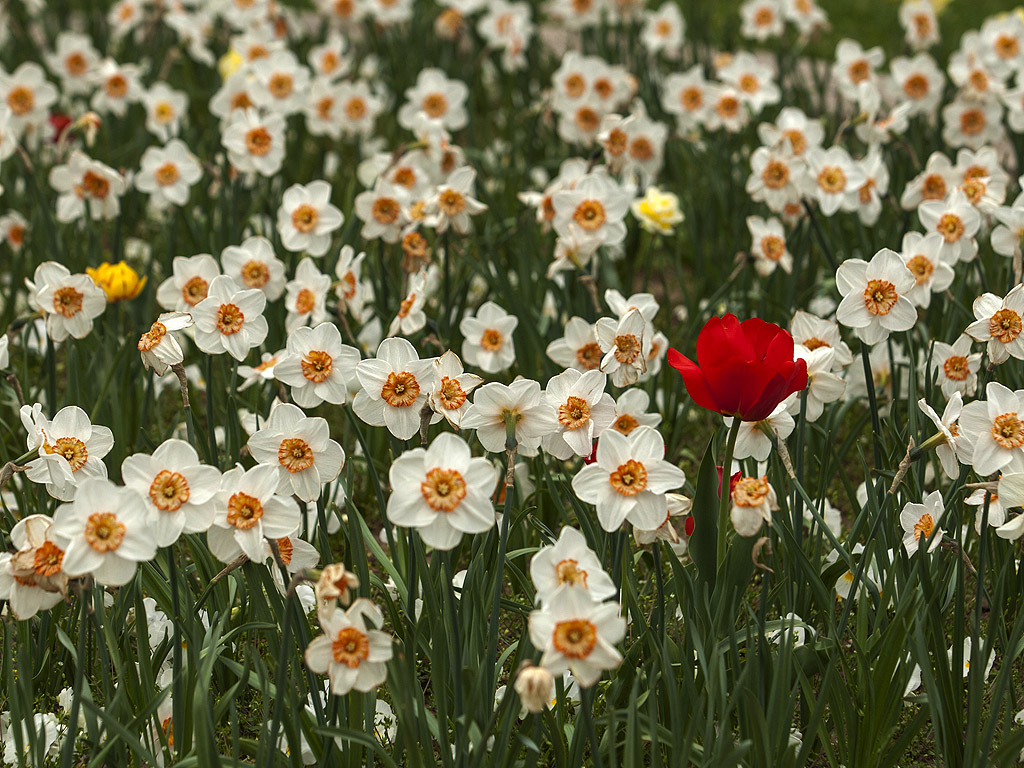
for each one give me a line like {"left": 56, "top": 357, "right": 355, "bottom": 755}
{"left": 513, "top": 663, "right": 554, "bottom": 714}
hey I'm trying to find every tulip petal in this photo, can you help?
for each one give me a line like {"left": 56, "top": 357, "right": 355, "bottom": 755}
{"left": 667, "top": 348, "right": 721, "bottom": 414}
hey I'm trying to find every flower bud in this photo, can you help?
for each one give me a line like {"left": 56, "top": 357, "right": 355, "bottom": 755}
{"left": 513, "top": 663, "right": 554, "bottom": 714}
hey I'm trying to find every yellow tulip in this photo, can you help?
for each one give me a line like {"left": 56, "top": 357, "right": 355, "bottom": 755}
{"left": 87, "top": 261, "right": 146, "bottom": 302}
{"left": 218, "top": 49, "right": 243, "bottom": 81}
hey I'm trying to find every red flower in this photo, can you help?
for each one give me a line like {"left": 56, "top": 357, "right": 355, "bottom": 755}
{"left": 48, "top": 113, "right": 72, "bottom": 144}
{"left": 668, "top": 314, "right": 807, "bottom": 422}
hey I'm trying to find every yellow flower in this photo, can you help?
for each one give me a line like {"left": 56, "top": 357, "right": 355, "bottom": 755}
{"left": 630, "top": 187, "right": 684, "bottom": 235}
{"left": 87, "top": 261, "right": 146, "bottom": 302}
{"left": 218, "top": 49, "right": 243, "bottom": 81}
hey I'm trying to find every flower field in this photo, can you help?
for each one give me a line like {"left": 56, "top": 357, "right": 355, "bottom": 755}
{"left": 2, "top": 0, "right": 1024, "bottom": 765}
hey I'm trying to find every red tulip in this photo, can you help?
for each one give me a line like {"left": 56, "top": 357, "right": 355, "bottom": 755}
{"left": 48, "top": 113, "right": 72, "bottom": 144}
{"left": 668, "top": 314, "right": 807, "bottom": 422}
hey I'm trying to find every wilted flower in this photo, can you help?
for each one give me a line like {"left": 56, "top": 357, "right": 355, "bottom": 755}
{"left": 730, "top": 475, "right": 778, "bottom": 537}
{"left": 514, "top": 664, "right": 555, "bottom": 714}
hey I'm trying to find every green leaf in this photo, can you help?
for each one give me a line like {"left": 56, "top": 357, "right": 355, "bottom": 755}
{"left": 690, "top": 436, "right": 719, "bottom": 590}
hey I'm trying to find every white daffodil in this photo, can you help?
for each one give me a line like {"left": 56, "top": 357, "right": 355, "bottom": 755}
{"left": 284, "top": 259, "right": 332, "bottom": 334}
{"left": 386, "top": 432, "right": 497, "bottom": 550}
{"left": 28, "top": 261, "right": 107, "bottom": 342}
{"left": 791, "top": 346, "right": 846, "bottom": 422}
{"left": 428, "top": 350, "right": 483, "bottom": 428}
{"left": 353, "top": 337, "right": 438, "bottom": 440}
{"left": 277, "top": 180, "right": 344, "bottom": 257}
{"left": 208, "top": 463, "right": 301, "bottom": 563}
{"left": 730, "top": 475, "right": 779, "bottom": 536}
{"left": 221, "top": 236, "right": 287, "bottom": 301}
{"left": 461, "top": 379, "right": 557, "bottom": 457}
{"left": 135, "top": 138, "right": 202, "bottom": 209}
{"left": 542, "top": 369, "right": 616, "bottom": 459}
{"left": 156, "top": 254, "right": 221, "bottom": 312}
{"left": 20, "top": 404, "right": 113, "bottom": 501}
{"left": 528, "top": 587, "right": 625, "bottom": 689}
{"left": 572, "top": 426, "right": 685, "bottom": 532}
{"left": 596, "top": 309, "right": 651, "bottom": 387}
{"left": 460, "top": 301, "right": 519, "bottom": 374}
{"left": 138, "top": 312, "right": 193, "bottom": 376}
{"left": 958, "top": 382, "right": 1024, "bottom": 476}
{"left": 192, "top": 275, "right": 269, "bottom": 361}
{"left": 530, "top": 526, "right": 616, "bottom": 605}
{"left": 546, "top": 316, "right": 603, "bottom": 372}
{"left": 222, "top": 108, "right": 286, "bottom": 176}
{"left": 900, "top": 490, "right": 945, "bottom": 555}
{"left": 121, "top": 439, "right": 220, "bottom": 547}
{"left": 51, "top": 478, "right": 157, "bottom": 586}
{"left": 248, "top": 403, "right": 345, "bottom": 503}
{"left": 0, "top": 515, "right": 67, "bottom": 619}
{"left": 928, "top": 335, "right": 981, "bottom": 399}
{"left": 918, "top": 189, "right": 981, "bottom": 264}
{"left": 918, "top": 393, "right": 968, "bottom": 480}
{"left": 835, "top": 249, "right": 917, "bottom": 345}
{"left": 275, "top": 322, "right": 360, "bottom": 408}
{"left": 965, "top": 285, "right": 1024, "bottom": 365}
{"left": 305, "top": 599, "right": 393, "bottom": 696}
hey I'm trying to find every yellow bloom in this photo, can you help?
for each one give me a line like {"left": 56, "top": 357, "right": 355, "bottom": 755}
{"left": 218, "top": 49, "right": 243, "bottom": 80}
{"left": 87, "top": 261, "right": 146, "bottom": 302}
{"left": 630, "top": 187, "right": 684, "bottom": 235}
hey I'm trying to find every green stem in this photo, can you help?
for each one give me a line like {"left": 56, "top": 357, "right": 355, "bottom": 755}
{"left": 484, "top": 416, "right": 518, "bottom": 702}
{"left": 581, "top": 686, "right": 605, "bottom": 768}
{"left": 59, "top": 587, "right": 89, "bottom": 768}
{"left": 167, "top": 547, "right": 183, "bottom": 764}
{"left": 716, "top": 419, "right": 742, "bottom": 567}
{"left": 442, "top": 551, "right": 465, "bottom": 768}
